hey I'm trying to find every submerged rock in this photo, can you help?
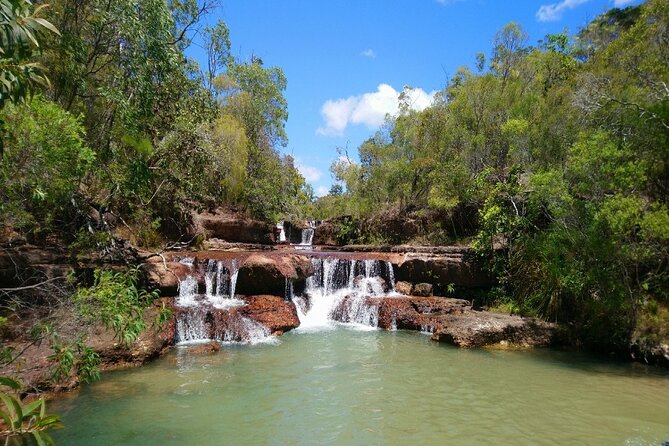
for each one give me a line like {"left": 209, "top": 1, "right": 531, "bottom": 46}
{"left": 183, "top": 341, "right": 221, "bottom": 354}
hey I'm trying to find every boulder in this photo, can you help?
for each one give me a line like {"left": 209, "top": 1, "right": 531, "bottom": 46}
{"left": 235, "top": 254, "right": 314, "bottom": 296}
{"left": 394, "top": 281, "right": 412, "bottom": 295}
{"left": 240, "top": 295, "right": 301, "bottom": 334}
{"left": 313, "top": 222, "right": 338, "bottom": 246}
{"left": 413, "top": 282, "right": 433, "bottom": 297}
{"left": 191, "top": 208, "right": 275, "bottom": 244}
{"left": 143, "top": 258, "right": 194, "bottom": 296}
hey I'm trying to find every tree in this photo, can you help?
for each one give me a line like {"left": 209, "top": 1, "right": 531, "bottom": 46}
{"left": 491, "top": 22, "right": 528, "bottom": 85}
{"left": 0, "top": 0, "right": 59, "bottom": 155}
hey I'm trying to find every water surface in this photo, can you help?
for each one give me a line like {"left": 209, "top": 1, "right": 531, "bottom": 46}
{"left": 51, "top": 329, "right": 669, "bottom": 445}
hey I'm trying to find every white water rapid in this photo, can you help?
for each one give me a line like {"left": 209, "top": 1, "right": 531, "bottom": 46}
{"left": 293, "top": 257, "right": 397, "bottom": 331}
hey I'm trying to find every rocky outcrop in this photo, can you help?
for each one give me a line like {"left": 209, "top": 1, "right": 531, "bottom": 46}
{"left": 430, "top": 312, "right": 557, "bottom": 348}
{"left": 0, "top": 298, "right": 176, "bottom": 394}
{"left": 89, "top": 298, "right": 176, "bottom": 369}
{"left": 191, "top": 208, "right": 275, "bottom": 244}
{"left": 173, "top": 295, "right": 300, "bottom": 341}
{"left": 372, "top": 296, "right": 558, "bottom": 348}
{"left": 236, "top": 254, "right": 314, "bottom": 296}
{"left": 143, "top": 252, "right": 315, "bottom": 298}
{"left": 393, "top": 251, "right": 494, "bottom": 295}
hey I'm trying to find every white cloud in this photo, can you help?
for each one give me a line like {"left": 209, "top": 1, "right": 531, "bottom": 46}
{"left": 536, "top": 0, "right": 590, "bottom": 22}
{"left": 315, "top": 186, "right": 329, "bottom": 197}
{"left": 613, "top": 0, "right": 634, "bottom": 6}
{"left": 360, "top": 49, "right": 376, "bottom": 58}
{"left": 317, "top": 84, "right": 437, "bottom": 136}
{"left": 296, "top": 162, "right": 322, "bottom": 182}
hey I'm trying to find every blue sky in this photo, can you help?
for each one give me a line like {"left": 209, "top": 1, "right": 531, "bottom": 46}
{"left": 205, "top": 0, "right": 643, "bottom": 196}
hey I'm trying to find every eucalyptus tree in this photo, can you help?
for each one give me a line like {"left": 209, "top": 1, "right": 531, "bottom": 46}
{"left": 0, "top": 0, "right": 59, "bottom": 155}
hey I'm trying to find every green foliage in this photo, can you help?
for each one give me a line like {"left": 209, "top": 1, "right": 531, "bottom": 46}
{"left": 315, "top": 1, "right": 668, "bottom": 354}
{"left": 0, "top": 97, "right": 94, "bottom": 235}
{"left": 75, "top": 266, "right": 159, "bottom": 345}
{"left": 0, "top": 376, "right": 62, "bottom": 445}
{"left": 0, "top": 0, "right": 59, "bottom": 109}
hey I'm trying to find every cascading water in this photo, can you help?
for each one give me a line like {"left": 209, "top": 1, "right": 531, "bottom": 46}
{"left": 276, "top": 221, "right": 287, "bottom": 242}
{"left": 293, "top": 221, "right": 316, "bottom": 250}
{"left": 293, "top": 257, "right": 397, "bottom": 331}
{"left": 174, "top": 257, "right": 271, "bottom": 344}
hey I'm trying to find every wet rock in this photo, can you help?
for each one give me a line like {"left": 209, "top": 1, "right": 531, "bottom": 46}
{"left": 191, "top": 208, "right": 275, "bottom": 244}
{"left": 413, "top": 283, "right": 433, "bottom": 297}
{"left": 373, "top": 295, "right": 557, "bottom": 349}
{"left": 352, "top": 275, "right": 388, "bottom": 293}
{"left": 394, "top": 281, "right": 412, "bottom": 295}
{"left": 236, "top": 254, "right": 314, "bottom": 296}
{"left": 375, "top": 296, "right": 470, "bottom": 331}
{"left": 240, "top": 295, "right": 301, "bottom": 334}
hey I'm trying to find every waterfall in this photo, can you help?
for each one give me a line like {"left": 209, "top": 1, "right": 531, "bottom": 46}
{"left": 293, "top": 257, "right": 397, "bottom": 331}
{"left": 203, "top": 259, "right": 243, "bottom": 309}
{"left": 174, "top": 257, "right": 271, "bottom": 344}
{"left": 276, "top": 221, "right": 287, "bottom": 242}
{"left": 293, "top": 220, "right": 317, "bottom": 250}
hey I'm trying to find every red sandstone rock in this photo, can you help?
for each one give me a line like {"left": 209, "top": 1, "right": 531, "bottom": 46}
{"left": 239, "top": 295, "right": 301, "bottom": 333}
{"left": 394, "top": 281, "right": 412, "bottom": 295}
{"left": 430, "top": 312, "right": 557, "bottom": 348}
{"left": 236, "top": 254, "right": 314, "bottom": 296}
{"left": 190, "top": 208, "right": 275, "bottom": 244}
{"left": 413, "top": 283, "right": 433, "bottom": 297}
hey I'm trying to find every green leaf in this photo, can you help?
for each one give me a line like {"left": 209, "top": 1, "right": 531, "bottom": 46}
{"left": 33, "top": 431, "right": 47, "bottom": 446}
{"left": 0, "top": 393, "right": 23, "bottom": 426}
{"left": 22, "top": 398, "right": 44, "bottom": 417}
{"left": 33, "top": 18, "right": 60, "bottom": 36}
{"left": 0, "top": 377, "right": 21, "bottom": 390}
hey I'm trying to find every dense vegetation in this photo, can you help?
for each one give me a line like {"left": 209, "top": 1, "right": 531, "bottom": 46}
{"left": 1, "top": 0, "right": 313, "bottom": 251}
{"left": 315, "top": 2, "right": 668, "bottom": 355}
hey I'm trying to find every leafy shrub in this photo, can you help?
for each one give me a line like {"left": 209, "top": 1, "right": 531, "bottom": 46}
{"left": 75, "top": 266, "right": 159, "bottom": 345}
